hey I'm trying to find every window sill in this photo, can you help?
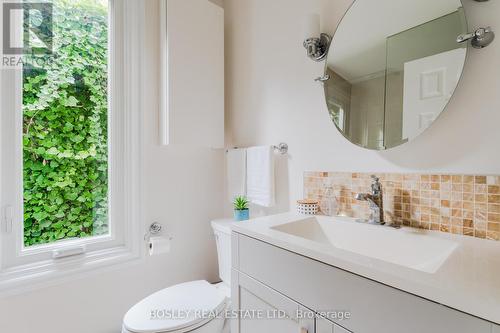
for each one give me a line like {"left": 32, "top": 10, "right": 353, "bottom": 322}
{"left": 0, "top": 245, "right": 143, "bottom": 296}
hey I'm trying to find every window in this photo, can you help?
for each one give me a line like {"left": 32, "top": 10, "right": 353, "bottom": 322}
{"left": 0, "top": 0, "right": 142, "bottom": 289}
{"left": 22, "top": 0, "right": 110, "bottom": 247}
{"left": 328, "top": 102, "right": 346, "bottom": 131}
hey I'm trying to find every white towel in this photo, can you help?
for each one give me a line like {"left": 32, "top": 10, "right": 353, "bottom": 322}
{"left": 226, "top": 149, "right": 247, "bottom": 203}
{"left": 246, "top": 146, "right": 275, "bottom": 207}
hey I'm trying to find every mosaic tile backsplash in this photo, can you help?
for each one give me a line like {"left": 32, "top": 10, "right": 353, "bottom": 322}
{"left": 304, "top": 172, "right": 500, "bottom": 241}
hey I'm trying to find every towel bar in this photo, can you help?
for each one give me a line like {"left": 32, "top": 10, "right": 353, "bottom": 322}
{"left": 226, "top": 143, "right": 288, "bottom": 155}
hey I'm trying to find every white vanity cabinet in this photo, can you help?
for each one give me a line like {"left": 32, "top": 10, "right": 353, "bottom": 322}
{"left": 231, "top": 233, "right": 494, "bottom": 333}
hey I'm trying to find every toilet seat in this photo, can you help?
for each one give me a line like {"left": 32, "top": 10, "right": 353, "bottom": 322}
{"left": 123, "top": 280, "right": 228, "bottom": 333}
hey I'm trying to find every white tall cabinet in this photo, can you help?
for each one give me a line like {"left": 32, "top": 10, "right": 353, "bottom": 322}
{"left": 160, "top": 0, "right": 224, "bottom": 147}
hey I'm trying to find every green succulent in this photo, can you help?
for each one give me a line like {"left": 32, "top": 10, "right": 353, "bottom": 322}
{"left": 233, "top": 196, "right": 249, "bottom": 211}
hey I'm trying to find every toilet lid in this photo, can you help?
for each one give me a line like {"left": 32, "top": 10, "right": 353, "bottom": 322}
{"left": 123, "top": 280, "right": 227, "bottom": 333}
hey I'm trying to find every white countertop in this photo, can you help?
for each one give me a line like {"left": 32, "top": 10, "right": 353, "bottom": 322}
{"left": 231, "top": 212, "right": 500, "bottom": 325}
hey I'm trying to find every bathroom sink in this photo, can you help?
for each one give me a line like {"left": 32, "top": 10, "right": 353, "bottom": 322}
{"left": 271, "top": 216, "right": 458, "bottom": 273}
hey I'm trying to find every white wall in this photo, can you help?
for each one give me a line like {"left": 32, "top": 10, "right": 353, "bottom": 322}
{"left": 209, "top": 0, "right": 224, "bottom": 8}
{"left": 0, "top": 1, "right": 224, "bottom": 332}
{"left": 224, "top": 0, "right": 500, "bottom": 214}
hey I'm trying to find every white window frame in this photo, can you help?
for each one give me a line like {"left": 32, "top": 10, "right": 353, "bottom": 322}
{"left": 0, "top": 0, "right": 143, "bottom": 293}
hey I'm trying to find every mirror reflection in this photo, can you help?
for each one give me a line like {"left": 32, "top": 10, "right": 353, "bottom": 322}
{"left": 324, "top": 0, "right": 468, "bottom": 150}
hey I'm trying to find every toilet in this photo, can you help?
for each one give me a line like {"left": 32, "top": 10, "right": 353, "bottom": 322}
{"left": 122, "top": 219, "right": 233, "bottom": 333}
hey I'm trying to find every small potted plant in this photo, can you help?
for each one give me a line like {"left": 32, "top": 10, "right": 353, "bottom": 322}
{"left": 233, "top": 196, "right": 250, "bottom": 221}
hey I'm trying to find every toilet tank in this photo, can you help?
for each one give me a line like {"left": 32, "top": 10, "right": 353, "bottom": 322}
{"left": 211, "top": 219, "right": 233, "bottom": 287}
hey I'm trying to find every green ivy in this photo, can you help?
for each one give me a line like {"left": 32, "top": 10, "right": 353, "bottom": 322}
{"left": 23, "top": 0, "right": 109, "bottom": 246}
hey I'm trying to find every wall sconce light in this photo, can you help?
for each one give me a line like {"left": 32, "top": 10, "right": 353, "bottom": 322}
{"left": 457, "top": 27, "right": 495, "bottom": 49}
{"left": 303, "top": 14, "right": 331, "bottom": 62}
{"left": 456, "top": 0, "right": 495, "bottom": 48}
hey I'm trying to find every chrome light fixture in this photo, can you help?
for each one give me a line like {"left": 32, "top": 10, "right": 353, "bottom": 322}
{"left": 303, "top": 14, "right": 331, "bottom": 62}
{"left": 457, "top": 0, "right": 495, "bottom": 48}
{"left": 457, "top": 27, "right": 495, "bottom": 49}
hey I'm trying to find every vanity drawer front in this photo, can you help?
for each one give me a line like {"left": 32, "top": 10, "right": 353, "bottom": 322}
{"left": 317, "top": 316, "right": 351, "bottom": 333}
{"left": 235, "top": 270, "right": 315, "bottom": 333}
{"left": 235, "top": 233, "right": 491, "bottom": 333}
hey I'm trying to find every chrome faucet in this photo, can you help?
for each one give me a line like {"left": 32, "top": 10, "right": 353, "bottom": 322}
{"left": 355, "top": 175, "right": 384, "bottom": 225}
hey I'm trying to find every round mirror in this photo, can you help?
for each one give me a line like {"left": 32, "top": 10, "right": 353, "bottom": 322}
{"left": 324, "top": 0, "right": 468, "bottom": 150}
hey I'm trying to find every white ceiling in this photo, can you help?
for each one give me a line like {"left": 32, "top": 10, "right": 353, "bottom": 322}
{"left": 327, "top": 0, "right": 463, "bottom": 81}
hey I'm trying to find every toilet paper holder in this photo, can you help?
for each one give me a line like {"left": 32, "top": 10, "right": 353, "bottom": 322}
{"left": 144, "top": 222, "right": 164, "bottom": 241}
